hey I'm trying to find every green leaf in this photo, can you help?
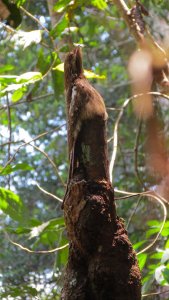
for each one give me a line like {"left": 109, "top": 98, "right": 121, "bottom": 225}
{"left": 150, "top": 252, "right": 163, "bottom": 260}
{"left": 147, "top": 220, "right": 160, "bottom": 226}
{"left": 0, "top": 65, "right": 14, "bottom": 74}
{"left": 15, "top": 0, "right": 26, "bottom": 6}
{"left": 0, "top": 72, "right": 42, "bottom": 95}
{"left": 1, "top": 83, "right": 24, "bottom": 93}
{"left": 0, "top": 163, "right": 33, "bottom": 176}
{"left": 56, "top": 237, "right": 69, "bottom": 266}
{"left": 161, "top": 249, "right": 169, "bottom": 264}
{"left": 146, "top": 228, "right": 159, "bottom": 238}
{"left": 162, "top": 267, "right": 169, "bottom": 283}
{"left": 165, "top": 239, "right": 169, "bottom": 249}
{"left": 148, "top": 263, "right": 160, "bottom": 270}
{"left": 50, "top": 14, "right": 69, "bottom": 37}
{"left": 8, "top": 226, "right": 31, "bottom": 235}
{"left": 0, "top": 75, "right": 17, "bottom": 84}
{"left": 29, "top": 221, "right": 50, "bottom": 239}
{"left": 84, "top": 69, "right": 106, "bottom": 79}
{"left": 161, "top": 228, "right": 169, "bottom": 237}
{"left": 53, "top": 63, "right": 106, "bottom": 79}
{"left": 12, "top": 88, "right": 25, "bottom": 102}
{"left": 0, "top": 188, "right": 24, "bottom": 222}
{"left": 91, "top": 0, "right": 107, "bottom": 10}
{"left": 54, "top": 0, "right": 71, "bottom": 12}
{"left": 29, "top": 217, "right": 65, "bottom": 239}
{"left": 133, "top": 240, "right": 146, "bottom": 250}
{"left": 51, "top": 56, "right": 64, "bottom": 95}
{"left": 137, "top": 253, "right": 147, "bottom": 270}
{"left": 53, "top": 63, "right": 64, "bottom": 72}
{"left": 16, "top": 72, "right": 42, "bottom": 83}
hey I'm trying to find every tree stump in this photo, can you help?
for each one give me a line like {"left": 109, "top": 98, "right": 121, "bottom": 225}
{"left": 61, "top": 48, "right": 141, "bottom": 300}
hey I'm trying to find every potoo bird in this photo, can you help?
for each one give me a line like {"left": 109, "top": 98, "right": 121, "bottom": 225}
{"left": 64, "top": 47, "right": 107, "bottom": 200}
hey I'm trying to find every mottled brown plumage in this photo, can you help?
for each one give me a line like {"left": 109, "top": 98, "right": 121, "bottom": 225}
{"left": 63, "top": 47, "right": 107, "bottom": 201}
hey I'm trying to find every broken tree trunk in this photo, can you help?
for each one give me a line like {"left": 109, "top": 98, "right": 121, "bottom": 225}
{"left": 61, "top": 47, "right": 141, "bottom": 300}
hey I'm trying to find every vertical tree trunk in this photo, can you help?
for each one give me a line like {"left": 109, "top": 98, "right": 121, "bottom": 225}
{"left": 61, "top": 48, "right": 141, "bottom": 300}
{"left": 46, "top": 0, "right": 61, "bottom": 27}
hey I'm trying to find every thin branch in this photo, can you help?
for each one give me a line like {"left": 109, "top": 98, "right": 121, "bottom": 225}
{"left": 0, "top": 90, "right": 168, "bottom": 114}
{"left": 115, "top": 188, "right": 169, "bottom": 204}
{"left": 28, "top": 142, "right": 65, "bottom": 187}
{"left": 1, "top": 140, "right": 22, "bottom": 147}
{"left": 0, "top": 126, "right": 66, "bottom": 187}
{"left": 134, "top": 120, "right": 146, "bottom": 189}
{"left": 115, "top": 193, "right": 140, "bottom": 200}
{"left": 115, "top": 188, "right": 167, "bottom": 255}
{"left": 142, "top": 289, "right": 169, "bottom": 298}
{"left": 109, "top": 97, "right": 131, "bottom": 183}
{"left": 4, "top": 230, "right": 68, "bottom": 254}
{"left": 20, "top": 6, "right": 56, "bottom": 50}
{"left": 112, "top": 0, "right": 129, "bottom": 14}
{"left": 0, "top": 21, "right": 16, "bottom": 33}
{"left": 111, "top": 0, "right": 168, "bottom": 87}
{"left": 109, "top": 91, "right": 169, "bottom": 182}
{"left": 126, "top": 195, "right": 142, "bottom": 229}
{"left": 0, "top": 93, "right": 54, "bottom": 112}
{"left": 36, "top": 182, "right": 63, "bottom": 202}
{"left": 0, "top": 125, "right": 65, "bottom": 175}
{"left": 6, "top": 94, "right": 12, "bottom": 161}
{"left": 111, "top": 0, "right": 166, "bottom": 55}
{"left": 6, "top": 94, "right": 12, "bottom": 189}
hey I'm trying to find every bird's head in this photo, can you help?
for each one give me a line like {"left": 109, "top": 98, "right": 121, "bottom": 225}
{"left": 64, "top": 47, "right": 83, "bottom": 90}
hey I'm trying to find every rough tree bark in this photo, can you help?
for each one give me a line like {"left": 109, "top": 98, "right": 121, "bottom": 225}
{"left": 61, "top": 47, "right": 141, "bottom": 300}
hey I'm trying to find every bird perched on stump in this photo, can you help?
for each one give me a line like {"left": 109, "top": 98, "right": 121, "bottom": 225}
{"left": 63, "top": 47, "right": 107, "bottom": 202}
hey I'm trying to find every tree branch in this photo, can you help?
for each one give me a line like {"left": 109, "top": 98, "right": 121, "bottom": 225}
{"left": 111, "top": 0, "right": 168, "bottom": 86}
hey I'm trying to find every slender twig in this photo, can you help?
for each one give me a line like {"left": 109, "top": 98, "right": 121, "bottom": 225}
{"left": 4, "top": 230, "right": 68, "bottom": 254}
{"left": 115, "top": 188, "right": 169, "bottom": 204}
{"left": 107, "top": 107, "right": 121, "bottom": 111}
{"left": 28, "top": 142, "right": 65, "bottom": 187}
{"left": 6, "top": 94, "right": 12, "bottom": 189}
{"left": 109, "top": 91, "right": 169, "bottom": 182}
{"left": 109, "top": 97, "right": 131, "bottom": 183}
{"left": 0, "top": 125, "right": 65, "bottom": 175}
{"left": 134, "top": 120, "right": 146, "bottom": 189}
{"left": 6, "top": 94, "right": 12, "bottom": 161}
{"left": 115, "top": 193, "right": 140, "bottom": 200}
{"left": 1, "top": 140, "right": 22, "bottom": 147}
{"left": 115, "top": 188, "right": 167, "bottom": 255}
{"left": 142, "top": 289, "right": 169, "bottom": 298}
{"left": 0, "top": 21, "right": 16, "bottom": 33}
{"left": 126, "top": 195, "right": 142, "bottom": 229}
{"left": 137, "top": 192, "right": 167, "bottom": 255}
{"left": 20, "top": 6, "right": 56, "bottom": 50}
{"left": 36, "top": 182, "right": 63, "bottom": 202}
{"left": 0, "top": 93, "right": 54, "bottom": 112}
{"left": 0, "top": 90, "right": 169, "bottom": 113}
